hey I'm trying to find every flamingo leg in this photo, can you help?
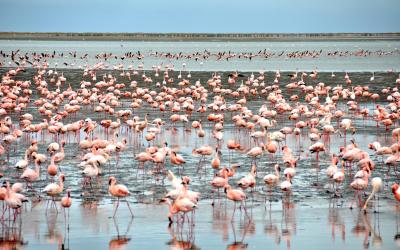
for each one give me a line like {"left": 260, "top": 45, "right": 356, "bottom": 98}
{"left": 113, "top": 198, "right": 120, "bottom": 217}
{"left": 231, "top": 202, "right": 236, "bottom": 221}
{"left": 125, "top": 198, "right": 134, "bottom": 217}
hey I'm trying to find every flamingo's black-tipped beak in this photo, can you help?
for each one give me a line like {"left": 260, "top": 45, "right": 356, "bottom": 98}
{"left": 108, "top": 179, "right": 112, "bottom": 185}
{"left": 224, "top": 188, "right": 227, "bottom": 193}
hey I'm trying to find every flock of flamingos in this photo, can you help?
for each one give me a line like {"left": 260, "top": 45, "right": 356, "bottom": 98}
{"left": 0, "top": 54, "right": 399, "bottom": 245}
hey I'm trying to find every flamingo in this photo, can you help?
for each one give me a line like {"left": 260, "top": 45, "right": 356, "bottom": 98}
{"left": 61, "top": 189, "right": 72, "bottom": 226}
{"left": 43, "top": 173, "right": 65, "bottom": 213}
{"left": 2, "top": 181, "right": 23, "bottom": 221}
{"left": 263, "top": 164, "right": 280, "bottom": 189}
{"left": 309, "top": 142, "right": 326, "bottom": 161}
{"left": 362, "top": 177, "right": 382, "bottom": 213}
{"left": 20, "top": 158, "right": 41, "bottom": 189}
{"left": 170, "top": 151, "right": 186, "bottom": 174}
{"left": 159, "top": 198, "right": 179, "bottom": 224}
{"left": 15, "top": 150, "right": 29, "bottom": 169}
{"left": 224, "top": 184, "right": 249, "bottom": 221}
{"left": 210, "top": 168, "right": 229, "bottom": 206}
{"left": 108, "top": 176, "right": 134, "bottom": 217}
{"left": 349, "top": 170, "right": 369, "bottom": 209}
{"left": 247, "top": 146, "right": 263, "bottom": 165}
{"left": 237, "top": 164, "right": 256, "bottom": 191}
{"left": 391, "top": 183, "right": 400, "bottom": 202}
{"left": 53, "top": 140, "right": 65, "bottom": 163}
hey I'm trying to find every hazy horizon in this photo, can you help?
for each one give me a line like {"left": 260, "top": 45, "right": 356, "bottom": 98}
{"left": 0, "top": 0, "right": 399, "bottom": 33}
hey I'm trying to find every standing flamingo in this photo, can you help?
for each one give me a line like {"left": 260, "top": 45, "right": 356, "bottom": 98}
{"left": 224, "top": 184, "right": 249, "bottom": 221}
{"left": 108, "top": 176, "right": 134, "bottom": 217}
{"left": 362, "top": 177, "right": 382, "bottom": 213}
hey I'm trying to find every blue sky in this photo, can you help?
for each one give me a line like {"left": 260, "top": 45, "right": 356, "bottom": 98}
{"left": 0, "top": 0, "right": 399, "bottom": 33}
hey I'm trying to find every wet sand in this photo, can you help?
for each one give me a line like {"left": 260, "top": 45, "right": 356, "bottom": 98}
{"left": 4, "top": 199, "right": 398, "bottom": 249}
{"left": 0, "top": 69, "right": 399, "bottom": 249}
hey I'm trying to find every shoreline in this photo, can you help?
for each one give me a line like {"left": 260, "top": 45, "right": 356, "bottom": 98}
{"left": 1, "top": 67, "right": 397, "bottom": 73}
{"left": 0, "top": 32, "right": 400, "bottom": 41}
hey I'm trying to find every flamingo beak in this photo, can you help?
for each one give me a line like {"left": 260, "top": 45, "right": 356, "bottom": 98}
{"left": 108, "top": 179, "right": 112, "bottom": 185}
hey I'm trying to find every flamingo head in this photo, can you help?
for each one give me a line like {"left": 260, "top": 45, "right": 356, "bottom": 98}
{"left": 108, "top": 176, "right": 116, "bottom": 185}
{"left": 224, "top": 184, "right": 231, "bottom": 193}
{"left": 181, "top": 176, "right": 192, "bottom": 185}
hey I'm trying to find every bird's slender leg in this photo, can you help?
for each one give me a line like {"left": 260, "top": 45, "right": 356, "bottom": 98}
{"left": 125, "top": 198, "right": 134, "bottom": 217}
{"left": 242, "top": 201, "right": 250, "bottom": 219}
{"left": 46, "top": 199, "right": 50, "bottom": 214}
{"left": 63, "top": 207, "right": 66, "bottom": 223}
{"left": 231, "top": 202, "right": 236, "bottom": 221}
{"left": 53, "top": 197, "right": 58, "bottom": 213}
{"left": 113, "top": 198, "right": 120, "bottom": 217}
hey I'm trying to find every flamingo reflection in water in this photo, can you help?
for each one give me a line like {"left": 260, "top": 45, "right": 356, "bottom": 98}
{"left": 351, "top": 211, "right": 372, "bottom": 249}
{"left": 328, "top": 198, "right": 346, "bottom": 243}
{"left": 281, "top": 199, "right": 296, "bottom": 250}
{"left": 353, "top": 209, "right": 385, "bottom": 249}
{"left": 395, "top": 206, "right": 400, "bottom": 247}
{"left": 0, "top": 213, "right": 27, "bottom": 249}
{"left": 264, "top": 202, "right": 281, "bottom": 246}
{"left": 226, "top": 220, "right": 253, "bottom": 250}
{"left": 211, "top": 198, "right": 230, "bottom": 241}
{"left": 45, "top": 212, "right": 63, "bottom": 248}
{"left": 109, "top": 217, "right": 134, "bottom": 250}
{"left": 166, "top": 221, "right": 199, "bottom": 250}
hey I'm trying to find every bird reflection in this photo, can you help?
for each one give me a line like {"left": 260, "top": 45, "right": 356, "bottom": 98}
{"left": 166, "top": 222, "right": 199, "bottom": 250}
{"left": 212, "top": 201, "right": 230, "bottom": 241}
{"left": 45, "top": 212, "right": 63, "bottom": 247}
{"left": 264, "top": 202, "right": 281, "bottom": 246}
{"left": 281, "top": 199, "right": 296, "bottom": 250}
{"left": 396, "top": 206, "right": 400, "bottom": 247}
{"left": 351, "top": 211, "right": 371, "bottom": 250}
{"left": 370, "top": 212, "right": 383, "bottom": 249}
{"left": 226, "top": 220, "right": 252, "bottom": 250}
{"left": 0, "top": 216, "right": 27, "bottom": 249}
{"left": 109, "top": 217, "right": 133, "bottom": 250}
{"left": 328, "top": 198, "right": 345, "bottom": 242}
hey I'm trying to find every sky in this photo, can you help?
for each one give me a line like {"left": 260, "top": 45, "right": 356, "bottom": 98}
{"left": 0, "top": 0, "right": 399, "bottom": 33}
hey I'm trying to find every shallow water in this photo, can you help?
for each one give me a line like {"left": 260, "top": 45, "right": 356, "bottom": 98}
{"left": 3, "top": 199, "right": 398, "bottom": 250}
{"left": 1, "top": 40, "right": 400, "bottom": 71}
{"left": 0, "top": 68, "right": 399, "bottom": 249}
